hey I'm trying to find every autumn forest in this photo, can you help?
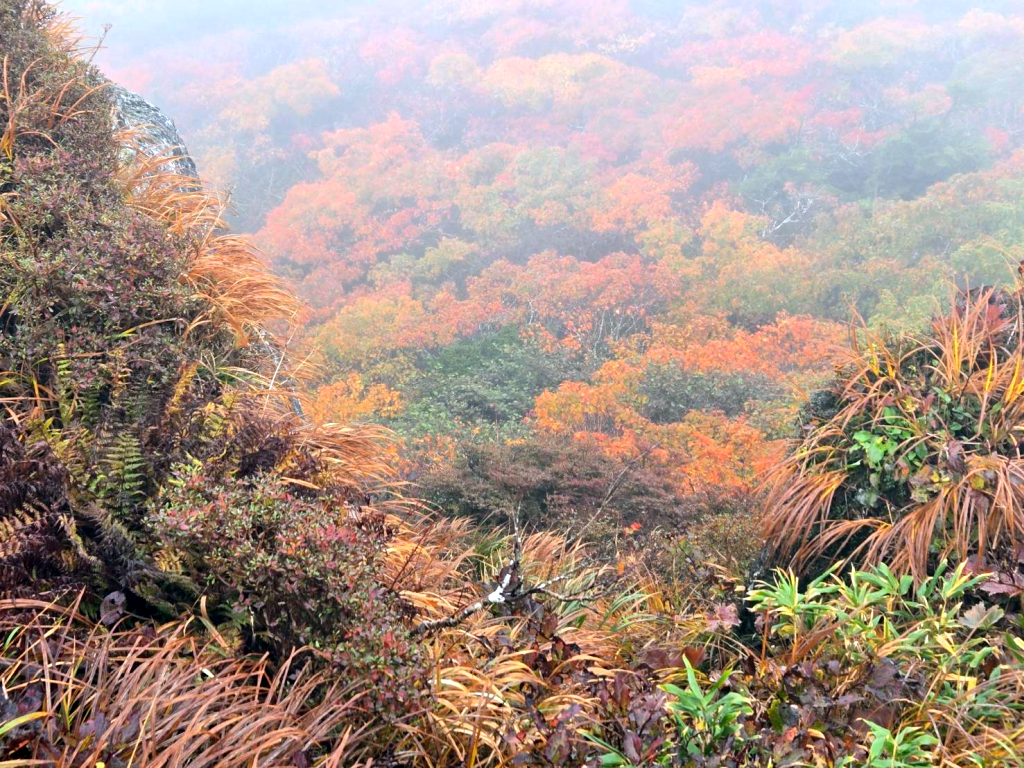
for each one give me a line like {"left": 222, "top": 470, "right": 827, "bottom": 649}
{"left": 85, "top": 0, "right": 1023, "bottom": 532}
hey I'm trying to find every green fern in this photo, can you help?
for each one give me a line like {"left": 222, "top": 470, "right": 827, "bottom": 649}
{"left": 53, "top": 342, "right": 76, "bottom": 426}
{"left": 163, "top": 362, "right": 199, "bottom": 426}
{"left": 198, "top": 400, "right": 229, "bottom": 445}
{"left": 99, "top": 432, "right": 148, "bottom": 519}
{"left": 78, "top": 378, "right": 108, "bottom": 430}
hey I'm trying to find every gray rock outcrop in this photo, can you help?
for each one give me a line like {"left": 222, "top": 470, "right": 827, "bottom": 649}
{"left": 108, "top": 83, "right": 198, "bottom": 180}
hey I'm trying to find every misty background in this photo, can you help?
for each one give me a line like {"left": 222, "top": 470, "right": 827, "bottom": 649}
{"left": 53, "top": 0, "right": 1024, "bottom": 497}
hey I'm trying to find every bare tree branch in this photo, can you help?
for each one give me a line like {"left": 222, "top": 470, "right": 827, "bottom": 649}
{"left": 410, "top": 508, "right": 615, "bottom": 637}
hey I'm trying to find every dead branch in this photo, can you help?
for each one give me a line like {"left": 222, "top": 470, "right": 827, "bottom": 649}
{"left": 410, "top": 508, "right": 615, "bottom": 637}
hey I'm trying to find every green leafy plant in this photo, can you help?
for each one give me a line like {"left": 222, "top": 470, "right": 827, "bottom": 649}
{"left": 746, "top": 561, "right": 1024, "bottom": 765}
{"left": 588, "top": 660, "right": 752, "bottom": 766}
{"left": 663, "top": 661, "right": 753, "bottom": 760}
{"left": 840, "top": 722, "right": 939, "bottom": 767}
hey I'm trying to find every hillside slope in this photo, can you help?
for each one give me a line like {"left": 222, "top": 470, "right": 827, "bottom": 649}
{"left": 3, "top": 4, "right": 1024, "bottom": 766}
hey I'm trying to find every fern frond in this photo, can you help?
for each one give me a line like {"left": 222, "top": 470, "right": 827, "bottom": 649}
{"left": 163, "top": 361, "right": 199, "bottom": 426}
{"left": 99, "top": 432, "right": 148, "bottom": 518}
{"left": 0, "top": 505, "right": 45, "bottom": 559}
{"left": 153, "top": 546, "right": 183, "bottom": 574}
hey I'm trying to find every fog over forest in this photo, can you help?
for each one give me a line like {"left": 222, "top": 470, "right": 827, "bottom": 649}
{"left": 63, "top": 0, "right": 1024, "bottom": 444}
{"left": 6, "top": 1, "right": 1024, "bottom": 763}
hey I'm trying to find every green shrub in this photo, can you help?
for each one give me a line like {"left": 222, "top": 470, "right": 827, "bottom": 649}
{"left": 418, "top": 430, "right": 692, "bottom": 539}
{"left": 745, "top": 561, "right": 1023, "bottom": 765}
{"left": 151, "top": 460, "right": 425, "bottom": 715}
{"left": 397, "top": 325, "right": 576, "bottom": 435}
{"left": 588, "top": 662, "right": 753, "bottom": 766}
{"left": 766, "top": 287, "right": 1024, "bottom": 580}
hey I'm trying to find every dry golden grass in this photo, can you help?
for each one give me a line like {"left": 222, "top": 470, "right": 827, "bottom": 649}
{"left": 915, "top": 668, "right": 1024, "bottom": 766}
{"left": 1, "top": 2, "right": 111, "bottom": 163}
{"left": 0, "top": 596, "right": 374, "bottom": 767}
{"left": 374, "top": 516, "right": 700, "bottom": 766}
{"left": 293, "top": 418, "right": 403, "bottom": 490}
{"left": 0, "top": 51, "right": 103, "bottom": 161}
{"left": 114, "top": 145, "right": 306, "bottom": 352}
{"left": 0, "top": 516, "right": 676, "bottom": 766}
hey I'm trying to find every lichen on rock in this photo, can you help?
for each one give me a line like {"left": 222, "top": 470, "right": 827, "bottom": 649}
{"left": 108, "top": 83, "right": 198, "bottom": 179}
